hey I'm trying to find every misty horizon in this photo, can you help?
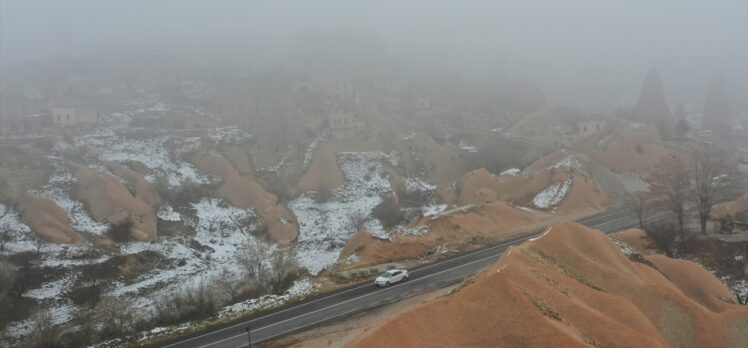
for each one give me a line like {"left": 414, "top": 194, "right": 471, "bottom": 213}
{"left": 2, "top": 0, "right": 747, "bottom": 112}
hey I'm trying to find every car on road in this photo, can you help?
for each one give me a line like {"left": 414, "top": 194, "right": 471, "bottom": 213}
{"left": 374, "top": 269, "right": 409, "bottom": 287}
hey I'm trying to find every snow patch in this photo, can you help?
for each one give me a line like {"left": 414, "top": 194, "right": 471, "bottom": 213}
{"left": 500, "top": 168, "right": 521, "bottom": 176}
{"left": 532, "top": 179, "right": 572, "bottom": 209}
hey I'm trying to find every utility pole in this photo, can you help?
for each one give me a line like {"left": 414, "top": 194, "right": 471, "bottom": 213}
{"left": 246, "top": 325, "right": 251, "bottom": 347}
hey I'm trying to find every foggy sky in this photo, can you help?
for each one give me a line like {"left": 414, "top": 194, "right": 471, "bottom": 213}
{"left": 2, "top": 0, "right": 746, "bottom": 111}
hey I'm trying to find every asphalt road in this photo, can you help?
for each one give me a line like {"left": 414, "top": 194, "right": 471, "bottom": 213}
{"left": 156, "top": 209, "right": 651, "bottom": 348}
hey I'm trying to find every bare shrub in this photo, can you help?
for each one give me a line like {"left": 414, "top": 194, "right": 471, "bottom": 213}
{"left": 372, "top": 195, "right": 403, "bottom": 229}
{"left": 268, "top": 247, "right": 299, "bottom": 294}
{"left": 689, "top": 144, "right": 738, "bottom": 235}
{"left": 0, "top": 221, "right": 12, "bottom": 251}
{"left": 96, "top": 296, "right": 137, "bottom": 338}
{"left": 0, "top": 260, "right": 15, "bottom": 302}
{"left": 648, "top": 154, "right": 689, "bottom": 238}
{"left": 645, "top": 220, "right": 678, "bottom": 257}
{"left": 26, "top": 308, "right": 62, "bottom": 348}
{"left": 217, "top": 267, "right": 246, "bottom": 303}
{"left": 237, "top": 239, "right": 271, "bottom": 291}
{"left": 152, "top": 280, "right": 219, "bottom": 326}
{"left": 316, "top": 182, "right": 332, "bottom": 203}
{"left": 624, "top": 192, "right": 650, "bottom": 229}
{"left": 109, "top": 218, "right": 133, "bottom": 242}
{"left": 349, "top": 210, "right": 369, "bottom": 232}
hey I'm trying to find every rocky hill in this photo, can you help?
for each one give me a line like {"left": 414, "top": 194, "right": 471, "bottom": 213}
{"left": 348, "top": 222, "right": 748, "bottom": 348}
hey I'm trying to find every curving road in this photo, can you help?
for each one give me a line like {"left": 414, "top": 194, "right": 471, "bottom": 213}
{"left": 155, "top": 209, "right": 652, "bottom": 348}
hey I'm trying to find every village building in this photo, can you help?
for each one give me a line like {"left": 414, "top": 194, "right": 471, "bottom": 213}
{"left": 329, "top": 112, "right": 365, "bottom": 140}
{"left": 50, "top": 104, "right": 98, "bottom": 128}
{"left": 574, "top": 119, "right": 606, "bottom": 136}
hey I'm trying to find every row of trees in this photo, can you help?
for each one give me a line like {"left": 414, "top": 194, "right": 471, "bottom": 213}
{"left": 627, "top": 143, "right": 739, "bottom": 237}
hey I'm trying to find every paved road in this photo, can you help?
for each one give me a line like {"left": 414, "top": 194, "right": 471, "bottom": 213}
{"left": 156, "top": 209, "right": 654, "bottom": 348}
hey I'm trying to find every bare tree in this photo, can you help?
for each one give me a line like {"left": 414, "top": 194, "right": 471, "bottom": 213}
{"left": 349, "top": 210, "right": 368, "bottom": 233}
{"left": 217, "top": 267, "right": 243, "bottom": 303}
{"left": 0, "top": 221, "right": 12, "bottom": 251}
{"left": 648, "top": 154, "right": 689, "bottom": 238}
{"left": 624, "top": 192, "right": 650, "bottom": 229}
{"left": 268, "top": 247, "right": 298, "bottom": 294}
{"left": 31, "top": 233, "right": 45, "bottom": 256}
{"left": 27, "top": 308, "right": 61, "bottom": 348}
{"left": 0, "top": 260, "right": 15, "bottom": 303}
{"left": 689, "top": 145, "right": 737, "bottom": 235}
{"left": 237, "top": 239, "right": 271, "bottom": 291}
{"left": 646, "top": 220, "right": 678, "bottom": 257}
{"left": 96, "top": 296, "right": 136, "bottom": 337}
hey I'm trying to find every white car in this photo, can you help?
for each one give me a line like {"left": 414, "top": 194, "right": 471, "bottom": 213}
{"left": 374, "top": 269, "right": 409, "bottom": 287}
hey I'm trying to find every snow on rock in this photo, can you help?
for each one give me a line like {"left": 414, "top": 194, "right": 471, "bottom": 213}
{"left": 302, "top": 137, "right": 323, "bottom": 171}
{"left": 532, "top": 179, "right": 572, "bottom": 209}
{"left": 403, "top": 177, "right": 437, "bottom": 194}
{"left": 499, "top": 168, "right": 521, "bottom": 176}
{"left": 394, "top": 225, "right": 429, "bottom": 238}
{"left": 429, "top": 205, "right": 475, "bottom": 220}
{"left": 157, "top": 204, "right": 181, "bottom": 222}
{"left": 422, "top": 204, "right": 448, "bottom": 217}
{"left": 458, "top": 140, "right": 477, "bottom": 153}
{"left": 71, "top": 128, "right": 211, "bottom": 187}
{"left": 35, "top": 157, "right": 110, "bottom": 235}
{"left": 549, "top": 156, "right": 581, "bottom": 171}
{"left": 0, "top": 203, "right": 33, "bottom": 253}
{"left": 289, "top": 152, "right": 396, "bottom": 275}
{"left": 207, "top": 126, "right": 253, "bottom": 145}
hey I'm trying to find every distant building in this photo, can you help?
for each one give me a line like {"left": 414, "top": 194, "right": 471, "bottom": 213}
{"left": 329, "top": 112, "right": 362, "bottom": 139}
{"left": 51, "top": 104, "right": 98, "bottom": 128}
{"left": 575, "top": 120, "right": 606, "bottom": 136}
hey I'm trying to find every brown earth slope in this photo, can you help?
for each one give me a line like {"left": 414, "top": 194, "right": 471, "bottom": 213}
{"left": 348, "top": 222, "right": 748, "bottom": 348}
{"left": 70, "top": 163, "right": 157, "bottom": 241}
{"left": 339, "top": 203, "right": 547, "bottom": 268}
{"left": 457, "top": 151, "right": 608, "bottom": 214}
{"left": 295, "top": 142, "right": 344, "bottom": 194}
{"left": 193, "top": 153, "right": 298, "bottom": 244}
{"left": 574, "top": 119, "right": 669, "bottom": 175}
{"left": 18, "top": 193, "right": 83, "bottom": 243}
{"left": 714, "top": 192, "right": 748, "bottom": 223}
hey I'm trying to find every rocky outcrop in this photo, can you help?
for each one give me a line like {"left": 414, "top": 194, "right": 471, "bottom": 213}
{"left": 295, "top": 142, "right": 344, "bottom": 194}
{"left": 456, "top": 152, "right": 608, "bottom": 214}
{"left": 349, "top": 222, "right": 748, "bottom": 348}
{"left": 194, "top": 153, "right": 298, "bottom": 244}
{"left": 108, "top": 163, "right": 161, "bottom": 208}
{"left": 18, "top": 193, "right": 83, "bottom": 243}
{"left": 70, "top": 163, "right": 157, "bottom": 241}
{"left": 573, "top": 119, "right": 669, "bottom": 175}
{"left": 634, "top": 66, "right": 673, "bottom": 135}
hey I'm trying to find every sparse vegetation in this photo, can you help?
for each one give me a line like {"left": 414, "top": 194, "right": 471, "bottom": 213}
{"left": 108, "top": 218, "right": 133, "bottom": 242}
{"left": 372, "top": 195, "right": 403, "bottom": 229}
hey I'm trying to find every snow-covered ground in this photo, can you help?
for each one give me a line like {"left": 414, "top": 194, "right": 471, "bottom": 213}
{"left": 71, "top": 128, "right": 211, "bottom": 187}
{"left": 0, "top": 104, "right": 275, "bottom": 342}
{"left": 532, "top": 179, "right": 572, "bottom": 209}
{"left": 290, "top": 152, "right": 396, "bottom": 275}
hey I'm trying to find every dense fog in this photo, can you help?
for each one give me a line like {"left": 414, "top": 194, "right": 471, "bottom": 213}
{"left": 2, "top": 0, "right": 746, "bottom": 111}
